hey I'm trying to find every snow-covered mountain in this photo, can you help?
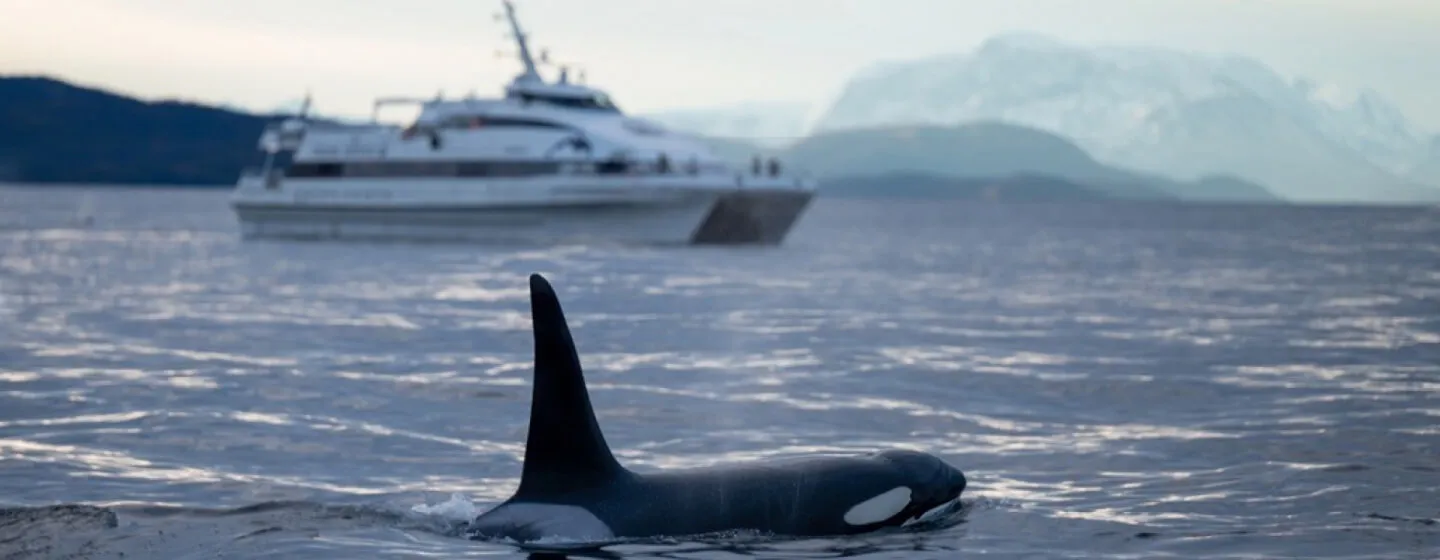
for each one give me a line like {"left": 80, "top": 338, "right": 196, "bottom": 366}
{"left": 808, "top": 32, "right": 1439, "bottom": 203}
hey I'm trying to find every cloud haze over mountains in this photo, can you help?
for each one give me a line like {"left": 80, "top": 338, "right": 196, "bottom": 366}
{"left": 644, "top": 33, "right": 1440, "bottom": 204}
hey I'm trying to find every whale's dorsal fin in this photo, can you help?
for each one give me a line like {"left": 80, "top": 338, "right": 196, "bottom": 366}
{"left": 515, "top": 274, "right": 626, "bottom": 498}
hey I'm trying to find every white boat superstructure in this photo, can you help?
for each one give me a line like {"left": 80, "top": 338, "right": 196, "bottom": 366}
{"left": 229, "top": 0, "right": 815, "bottom": 246}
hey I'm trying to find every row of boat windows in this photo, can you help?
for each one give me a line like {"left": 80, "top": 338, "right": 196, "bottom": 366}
{"left": 432, "top": 116, "right": 568, "bottom": 130}
{"left": 286, "top": 161, "right": 563, "bottom": 179}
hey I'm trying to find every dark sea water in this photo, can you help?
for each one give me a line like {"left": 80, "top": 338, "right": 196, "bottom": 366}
{"left": 1, "top": 184, "right": 1437, "bottom": 559}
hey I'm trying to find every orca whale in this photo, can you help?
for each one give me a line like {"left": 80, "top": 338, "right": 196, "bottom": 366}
{"left": 467, "top": 274, "right": 967, "bottom": 543}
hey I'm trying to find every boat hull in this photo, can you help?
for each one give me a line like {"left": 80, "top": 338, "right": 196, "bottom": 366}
{"left": 230, "top": 178, "right": 813, "bottom": 246}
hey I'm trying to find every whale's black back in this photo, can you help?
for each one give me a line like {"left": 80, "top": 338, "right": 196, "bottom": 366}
{"left": 590, "top": 454, "right": 938, "bottom": 537}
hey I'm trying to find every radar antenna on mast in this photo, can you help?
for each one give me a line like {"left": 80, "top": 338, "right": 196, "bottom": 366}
{"left": 500, "top": 0, "right": 543, "bottom": 84}
{"left": 295, "top": 90, "right": 312, "bottom": 119}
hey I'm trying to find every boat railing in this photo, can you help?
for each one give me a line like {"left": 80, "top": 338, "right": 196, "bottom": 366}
{"left": 623, "top": 154, "right": 815, "bottom": 190}
{"left": 238, "top": 155, "right": 814, "bottom": 191}
{"left": 559, "top": 155, "right": 813, "bottom": 190}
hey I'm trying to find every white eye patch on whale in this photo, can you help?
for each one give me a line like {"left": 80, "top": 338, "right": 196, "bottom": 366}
{"left": 465, "top": 274, "right": 968, "bottom": 544}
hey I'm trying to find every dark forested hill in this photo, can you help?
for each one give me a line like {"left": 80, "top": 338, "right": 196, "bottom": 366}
{"left": 0, "top": 75, "right": 275, "bottom": 186}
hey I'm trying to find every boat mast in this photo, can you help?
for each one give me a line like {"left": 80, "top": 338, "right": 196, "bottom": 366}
{"left": 501, "top": 0, "right": 543, "bottom": 84}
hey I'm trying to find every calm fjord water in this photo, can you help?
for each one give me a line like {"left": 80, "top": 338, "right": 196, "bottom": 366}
{"left": 0, "top": 185, "right": 1437, "bottom": 559}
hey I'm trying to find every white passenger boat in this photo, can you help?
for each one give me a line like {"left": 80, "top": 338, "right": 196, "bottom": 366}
{"left": 229, "top": 1, "right": 815, "bottom": 245}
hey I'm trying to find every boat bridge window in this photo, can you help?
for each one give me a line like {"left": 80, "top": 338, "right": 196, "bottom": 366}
{"left": 438, "top": 115, "right": 569, "bottom": 130}
{"left": 520, "top": 92, "right": 621, "bottom": 113}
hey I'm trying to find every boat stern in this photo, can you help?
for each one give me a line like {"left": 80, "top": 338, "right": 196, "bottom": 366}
{"left": 689, "top": 181, "right": 815, "bottom": 245}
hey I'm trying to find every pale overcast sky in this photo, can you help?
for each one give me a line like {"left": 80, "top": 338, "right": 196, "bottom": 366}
{"left": 3, "top": 0, "right": 1438, "bottom": 131}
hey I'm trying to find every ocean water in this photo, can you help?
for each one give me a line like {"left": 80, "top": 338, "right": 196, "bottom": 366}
{"left": 0, "top": 184, "right": 1437, "bottom": 559}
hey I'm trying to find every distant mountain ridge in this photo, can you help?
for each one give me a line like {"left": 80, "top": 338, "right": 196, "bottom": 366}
{"left": 645, "top": 32, "right": 1440, "bottom": 204}
{"left": 705, "top": 122, "right": 1278, "bottom": 202}
{"left": 1406, "top": 135, "right": 1440, "bottom": 188}
{"left": 0, "top": 74, "right": 1279, "bottom": 202}
{"left": 822, "top": 171, "right": 1116, "bottom": 201}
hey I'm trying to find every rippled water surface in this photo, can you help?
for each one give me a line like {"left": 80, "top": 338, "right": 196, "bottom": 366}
{"left": 1, "top": 185, "right": 1438, "bottom": 559}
